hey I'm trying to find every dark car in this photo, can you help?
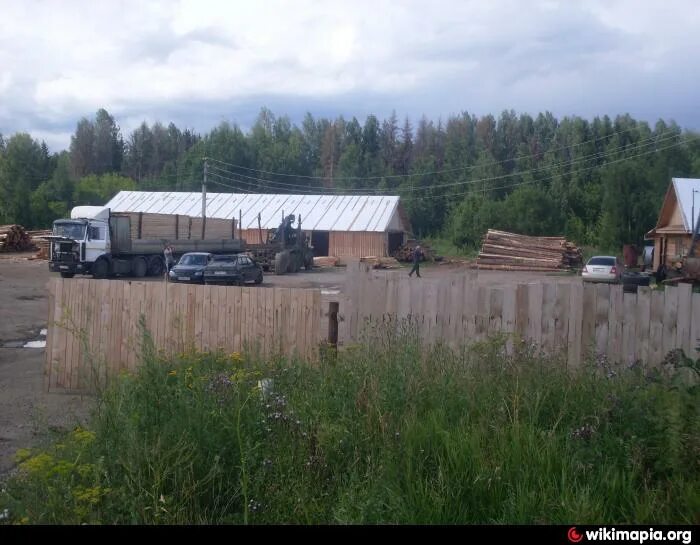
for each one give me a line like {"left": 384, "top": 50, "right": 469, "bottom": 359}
{"left": 168, "top": 252, "right": 213, "bottom": 283}
{"left": 203, "top": 254, "right": 263, "bottom": 286}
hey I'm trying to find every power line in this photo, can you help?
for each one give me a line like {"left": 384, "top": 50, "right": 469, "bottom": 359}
{"left": 201, "top": 136, "right": 699, "bottom": 204}
{"left": 206, "top": 130, "right": 685, "bottom": 194}
{"left": 399, "top": 136, "right": 700, "bottom": 203}
{"left": 206, "top": 126, "right": 685, "bottom": 182}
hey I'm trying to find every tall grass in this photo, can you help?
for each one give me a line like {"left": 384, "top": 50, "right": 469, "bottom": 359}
{"left": 1, "top": 322, "right": 698, "bottom": 524}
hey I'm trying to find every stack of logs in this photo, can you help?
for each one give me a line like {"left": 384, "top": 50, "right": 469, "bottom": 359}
{"left": 0, "top": 225, "right": 33, "bottom": 252}
{"left": 27, "top": 230, "right": 52, "bottom": 259}
{"left": 477, "top": 229, "right": 583, "bottom": 272}
{"left": 360, "top": 256, "right": 401, "bottom": 269}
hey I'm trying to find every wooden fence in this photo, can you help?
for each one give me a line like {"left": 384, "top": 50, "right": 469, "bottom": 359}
{"left": 46, "top": 278, "right": 323, "bottom": 392}
{"left": 46, "top": 268, "right": 700, "bottom": 392}
{"left": 341, "top": 265, "right": 700, "bottom": 366}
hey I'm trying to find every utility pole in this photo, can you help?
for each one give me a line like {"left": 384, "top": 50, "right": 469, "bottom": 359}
{"left": 202, "top": 158, "right": 207, "bottom": 240}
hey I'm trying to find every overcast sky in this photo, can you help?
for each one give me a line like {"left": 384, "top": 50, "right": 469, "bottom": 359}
{"left": 1, "top": 0, "right": 699, "bottom": 152}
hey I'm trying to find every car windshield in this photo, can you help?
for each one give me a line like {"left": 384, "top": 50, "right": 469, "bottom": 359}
{"left": 53, "top": 222, "right": 86, "bottom": 240}
{"left": 179, "top": 254, "right": 209, "bottom": 266}
{"left": 211, "top": 255, "right": 235, "bottom": 263}
{"left": 588, "top": 257, "right": 616, "bottom": 266}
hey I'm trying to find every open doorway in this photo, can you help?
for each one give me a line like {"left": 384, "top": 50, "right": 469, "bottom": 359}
{"left": 311, "top": 231, "right": 330, "bottom": 256}
{"left": 388, "top": 232, "right": 404, "bottom": 254}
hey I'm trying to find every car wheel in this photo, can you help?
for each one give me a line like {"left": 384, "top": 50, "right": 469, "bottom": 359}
{"left": 60, "top": 272, "right": 75, "bottom": 279}
{"left": 254, "top": 270, "right": 263, "bottom": 284}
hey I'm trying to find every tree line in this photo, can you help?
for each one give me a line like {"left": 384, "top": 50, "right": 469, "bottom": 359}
{"left": 1, "top": 107, "right": 699, "bottom": 251}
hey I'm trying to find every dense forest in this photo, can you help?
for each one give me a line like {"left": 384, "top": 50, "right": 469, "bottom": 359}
{"left": 1, "top": 107, "right": 699, "bottom": 251}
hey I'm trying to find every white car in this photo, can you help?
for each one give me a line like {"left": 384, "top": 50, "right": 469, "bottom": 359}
{"left": 582, "top": 256, "right": 621, "bottom": 284}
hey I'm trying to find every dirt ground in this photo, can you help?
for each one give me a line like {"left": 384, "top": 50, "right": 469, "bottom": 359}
{"left": 0, "top": 252, "right": 581, "bottom": 477}
{"left": 0, "top": 255, "right": 91, "bottom": 478}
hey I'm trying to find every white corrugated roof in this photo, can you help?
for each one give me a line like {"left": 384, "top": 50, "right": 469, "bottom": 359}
{"left": 672, "top": 178, "right": 700, "bottom": 232}
{"left": 104, "top": 191, "right": 404, "bottom": 232}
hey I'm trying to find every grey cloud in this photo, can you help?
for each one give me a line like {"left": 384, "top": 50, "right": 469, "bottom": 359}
{"left": 125, "top": 26, "right": 237, "bottom": 63}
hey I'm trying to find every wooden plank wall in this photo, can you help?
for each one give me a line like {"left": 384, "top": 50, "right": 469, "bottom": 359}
{"left": 46, "top": 279, "right": 323, "bottom": 393}
{"left": 329, "top": 232, "right": 387, "bottom": 257}
{"left": 341, "top": 264, "right": 700, "bottom": 367}
{"left": 47, "top": 269, "right": 700, "bottom": 392}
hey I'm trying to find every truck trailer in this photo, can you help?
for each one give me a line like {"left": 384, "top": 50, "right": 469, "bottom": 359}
{"left": 48, "top": 206, "right": 244, "bottom": 279}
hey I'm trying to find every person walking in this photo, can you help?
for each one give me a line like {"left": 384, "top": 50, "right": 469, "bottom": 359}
{"left": 408, "top": 245, "right": 423, "bottom": 278}
{"left": 164, "top": 243, "right": 175, "bottom": 280}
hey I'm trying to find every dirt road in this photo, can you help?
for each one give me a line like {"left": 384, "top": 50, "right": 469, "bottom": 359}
{"left": 0, "top": 255, "right": 90, "bottom": 477}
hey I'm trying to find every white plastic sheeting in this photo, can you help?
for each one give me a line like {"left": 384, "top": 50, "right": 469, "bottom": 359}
{"left": 104, "top": 191, "right": 404, "bottom": 232}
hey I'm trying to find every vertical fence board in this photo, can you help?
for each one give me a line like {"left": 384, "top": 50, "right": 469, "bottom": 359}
{"left": 635, "top": 287, "right": 651, "bottom": 365}
{"left": 45, "top": 278, "right": 56, "bottom": 392}
{"left": 541, "top": 283, "right": 556, "bottom": 355}
{"left": 502, "top": 286, "right": 516, "bottom": 355}
{"left": 649, "top": 289, "right": 665, "bottom": 366}
{"left": 675, "top": 283, "right": 692, "bottom": 356}
{"left": 567, "top": 283, "right": 584, "bottom": 367}
{"left": 608, "top": 285, "right": 624, "bottom": 364}
{"left": 581, "top": 283, "right": 596, "bottom": 362}
{"left": 527, "top": 283, "right": 543, "bottom": 349}
{"left": 662, "top": 286, "right": 679, "bottom": 357}
{"left": 622, "top": 292, "right": 637, "bottom": 365}
{"left": 691, "top": 292, "right": 700, "bottom": 359}
{"left": 594, "top": 284, "right": 610, "bottom": 359}
{"left": 554, "top": 284, "right": 571, "bottom": 359}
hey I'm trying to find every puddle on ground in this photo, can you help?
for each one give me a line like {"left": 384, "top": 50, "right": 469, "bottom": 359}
{"left": 1, "top": 327, "right": 47, "bottom": 349}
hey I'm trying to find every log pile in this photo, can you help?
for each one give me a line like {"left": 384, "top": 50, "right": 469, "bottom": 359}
{"left": 27, "top": 229, "right": 52, "bottom": 259}
{"left": 391, "top": 239, "right": 436, "bottom": 262}
{"left": 360, "top": 256, "right": 401, "bottom": 269}
{"left": 313, "top": 256, "right": 340, "bottom": 268}
{"left": 0, "top": 225, "right": 32, "bottom": 252}
{"left": 476, "top": 229, "right": 583, "bottom": 272}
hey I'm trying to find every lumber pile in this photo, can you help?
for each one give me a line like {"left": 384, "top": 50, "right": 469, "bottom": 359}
{"left": 0, "top": 225, "right": 32, "bottom": 252}
{"left": 360, "top": 256, "right": 401, "bottom": 269}
{"left": 313, "top": 256, "right": 339, "bottom": 268}
{"left": 114, "top": 212, "right": 237, "bottom": 241}
{"left": 391, "top": 239, "right": 436, "bottom": 262}
{"left": 27, "top": 229, "right": 52, "bottom": 259}
{"left": 476, "top": 229, "right": 583, "bottom": 272}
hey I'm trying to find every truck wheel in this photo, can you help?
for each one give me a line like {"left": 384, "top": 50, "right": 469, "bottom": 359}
{"left": 304, "top": 254, "right": 314, "bottom": 271}
{"left": 274, "top": 252, "right": 288, "bottom": 275}
{"left": 60, "top": 272, "right": 75, "bottom": 279}
{"left": 132, "top": 257, "right": 147, "bottom": 278}
{"left": 93, "top": 258, "right": 109, "bottom": 279}
{"left": 147, "top": 256, "right": 165, "bottom": 277}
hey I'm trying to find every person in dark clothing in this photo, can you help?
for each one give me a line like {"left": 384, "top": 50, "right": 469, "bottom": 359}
{"left": 408, "top": 245, "right": 423, "bottom": 277}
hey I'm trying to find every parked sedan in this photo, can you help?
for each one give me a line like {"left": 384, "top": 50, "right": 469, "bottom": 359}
{"left": 582, "top": 256, "right": 621, "bottom": 284}
{"left": 203, "top": 254, "right": 264, "bottom": 286}
{"left": 168, "top": 252, "right": 213, "bottom": 283}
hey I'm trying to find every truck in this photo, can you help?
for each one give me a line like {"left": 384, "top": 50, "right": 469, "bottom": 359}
{"left": 48, "top": 206, "right": 244, "bottom": 279}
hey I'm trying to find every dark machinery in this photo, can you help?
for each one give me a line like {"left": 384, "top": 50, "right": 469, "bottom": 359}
{"left": 246, "top": 214, "right": 314, "bottom": 275}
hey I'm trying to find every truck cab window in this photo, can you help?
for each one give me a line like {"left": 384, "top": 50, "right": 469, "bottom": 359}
{"left": 88, "top": 226, "right": 104, "bottom": 240}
